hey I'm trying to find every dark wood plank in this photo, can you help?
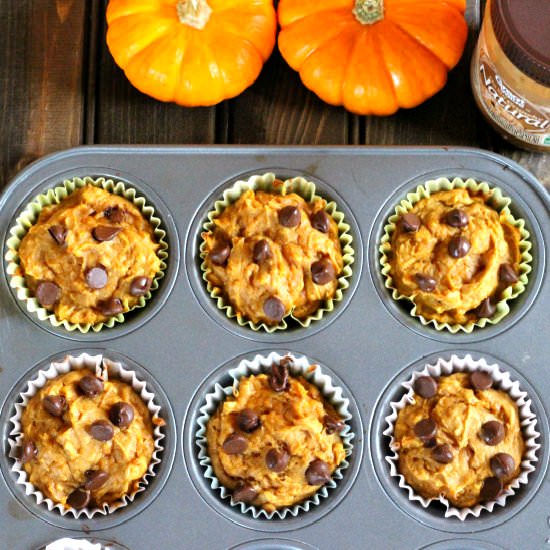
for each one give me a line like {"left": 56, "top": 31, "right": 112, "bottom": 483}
{"left": 361, "top": 1, "right": 482, "bottom": 146}
{"left": 0, "top": 0, "right": 87, "bottom": 188}
{"left": 228, "top": 50, "right": 352, "bottom": 145}
{"left": 92, "top": 2, "right": 216, "bottom": 144}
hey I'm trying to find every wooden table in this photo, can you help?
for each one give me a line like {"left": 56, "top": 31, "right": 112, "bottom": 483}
{"left": 1, "top": 1, "right": 548, "bottom": 193}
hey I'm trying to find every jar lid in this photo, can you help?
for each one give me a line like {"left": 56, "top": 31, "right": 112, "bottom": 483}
{"left": 491, "top": 0, "right": 550, "bottom": 86}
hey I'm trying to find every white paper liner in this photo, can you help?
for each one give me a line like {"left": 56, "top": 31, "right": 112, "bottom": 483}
{"left": 196, "top": 351, "right": 354, "bottom": 519}
{"left": 43, "top": 538, "right": 111, "bottom": 550}
{"left": 384, "top": 354, "right": 540, "bottom": 520}
{"left": 8, "top": 353, "right": 165, "bottom": 519}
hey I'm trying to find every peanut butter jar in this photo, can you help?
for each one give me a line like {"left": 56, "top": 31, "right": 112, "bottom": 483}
{"left": 471, "top": 0, "right": 550, "bottom": 152}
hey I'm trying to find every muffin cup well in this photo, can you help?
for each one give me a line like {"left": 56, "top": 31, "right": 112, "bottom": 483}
{"left": 379, "top": 177, "right": 532, "bottom": 333}
{"left": 383, "top": 353, "right": 540, "bottom": 520}
{"left": 199, "top": 173, "right": 354, "bottom": 332}
{"left": 8, "top": 352, "right": 165, "bottom": 519}
{"left": 5, "top": 176, "right": 168, "bottom": 333}
{"left": 195, "top": 351, "right": 355, "bottom": 519}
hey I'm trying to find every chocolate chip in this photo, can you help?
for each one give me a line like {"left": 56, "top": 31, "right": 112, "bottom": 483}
{"left": 67, "top": 488, "right": 91, "bottom": 509}
{"left": 92, "top": 225, "right": 121, "bottom": 242}
{"left": 476, "top": 297, "right": 496, "bottom": 318}
{"left": 324, "top": 415, "right": 345, "bottom": 434}
{"left": 401, "top": 213, "right": 421, "bottom": 233}
{"left": 269, "top": 361, "right": 289, "bottom": 392}
{"left": 83, "top": 470, "right": 109, "bottom": 491}
{"left": 252, "top": 240, "right": 272, "bottom": 264}
{"left": 236, "top": 409, "right": 261, "bottom": 433}
{"left": 423, "top": 437, "right": 437, "bottom": 449}
{"left": 263, "top": 296, "right": 285, "bottom": 322}
{"left": 470, "top": 371, "right": 493, "bottom": 391}
{"left": 43, "top": 395, "right": 67, "bottom": 417}
{"left": 279, "top": 356, "right": 294, "bottom": 369}
{"left": 20, "top": 440, "right": 37, "bottom": 463}
{"left": 311, "top": 258, "right": 336, "bottom": 285}
{"left": 98, "top": 297, "right": 124, "bottom": 316}
{"left": 448, "top": 235, "right": 471, "bottom": 258}
{"left": 36, "top": 281, "right": 61, "bottom": 308}
{"left": 232, "top": 484, "right": 257, "bottom": 504}
{"left": 265, "top": 447, "right": 290, "bottom": 472}
{"left": 490, "top": 453, "right": 516, "bottom": 479}
{"left": 278, "top": 205, "right": 301, "bottom": 228}
{"left": 130, "top": 276, "right": 152, "bottom": 297}
{"left": 480, "top": 476, "right": 503, "bottom": 502}
{"left": 414, "top": 376, "right": 438, "bottom": 399}
{"left": 305, "top": 458, "right": 331, "bottom": 485}
{"left": 222, "top": 433, "right": 248, "bottom": 455}
{"left": 480, "top": 420, "right": 505, "bottom": 446}
{"left": 432, "top": 444, "right": 453, "bottom": 464}
{"left": 445, "top": 209, "right": 469, "bottom": 228}
{"left": 48, "top": 225, "right": 67, "bottom": 245}
{"left": 85, "top": 266, "right": 108, "bottom": 289}
{"left": 89, "top": 420, "right": 114, "bottom": 441}
{"left": 415, "top": 274, "right": 437, "bottom": 292}
{"left": 311, "top": 210, "right": 330, "bottom": 233}
{"left": 499, "top": 263, "right": 518, "bottom": 285}
{"left": 414, "top": 419, "right": 437, "bottom": 442}
{"left": 109, "top": 402, "right": 134, "bottom": 428}
{"left": 103, "top": 206, "right": 124, "bottom": 223}
{"left": 209, "top": 240, "right": 231, "bottom": 266}
{"left": 78, "top": 375, "right": 104, "bottom": 398}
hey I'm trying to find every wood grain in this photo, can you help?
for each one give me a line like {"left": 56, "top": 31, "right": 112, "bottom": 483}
{"left": 0, "top": 0, "right": 547, "bottom": 193}
{"left": 227, "top": 49, "right": 353, "bottom": 145}
{"left": 0, "top": 0, "right": 87, "bottom": 186}
{"left": 92, "top": 2, "right": 216, "bottom": 145}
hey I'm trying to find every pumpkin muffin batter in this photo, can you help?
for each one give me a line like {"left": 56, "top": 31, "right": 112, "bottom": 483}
{"left": 19, "top": 369, "right": 155, "bottom": 510}
{"left": 394, "top": 372, "right": 524, "bottom": 508}
{"left": 390, "top": 188, "right": 521, "bottom": 324}
{"left": 17, "top": 185, "right": 161, "bottom": 325}
{"left": 202, "top": 189, "right": 343, "bottom": 325}
{"left": 206, "top": 359, "right": 346, "bottom": 512}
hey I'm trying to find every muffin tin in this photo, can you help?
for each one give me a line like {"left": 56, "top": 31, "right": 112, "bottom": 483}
{"left": 0, "top": 145, "right": 548, "bottom": 550}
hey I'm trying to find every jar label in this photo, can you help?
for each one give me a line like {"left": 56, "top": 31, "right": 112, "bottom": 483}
{"left": 474, "top": 52, "right": 550, "bottom": 147}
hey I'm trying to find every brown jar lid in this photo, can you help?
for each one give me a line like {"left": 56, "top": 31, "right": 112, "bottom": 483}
{"left": 491, "top": 0, "right": 550, "bottom": 86}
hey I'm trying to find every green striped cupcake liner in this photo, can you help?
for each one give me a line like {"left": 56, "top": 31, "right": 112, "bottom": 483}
{"left": 379, "top": 177, "right": 532, "bottom": 333}
{"left": 200, "top": 173, "right": 354, "bottom": 332}
{"left": 5, "top": 176, "right": 168, "bottom": 333}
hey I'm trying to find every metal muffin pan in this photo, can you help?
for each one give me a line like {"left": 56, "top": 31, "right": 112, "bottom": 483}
{"left": 0, "top": 145, "right": 548, "bottom": 550}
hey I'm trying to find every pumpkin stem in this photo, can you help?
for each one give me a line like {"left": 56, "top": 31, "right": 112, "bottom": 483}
{"left": 176, "top": 0, "right": 212, "bottom": 30}
{"left": 353, "top": 0, "right": 384, "bottom": 24}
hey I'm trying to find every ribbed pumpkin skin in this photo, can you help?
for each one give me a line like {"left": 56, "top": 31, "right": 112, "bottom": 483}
{"left": 278, "top": 0, "right": 468, "bottom": 115}
{"left": 106, "top": 0, "right": 277, "bottom": 107}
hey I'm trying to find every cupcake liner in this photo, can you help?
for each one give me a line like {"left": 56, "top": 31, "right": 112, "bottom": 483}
{"left": 8, "top": 352, "right": 165, "bottom": 519}
{"left": 379, "top": 177, "right": 532, "bottom": 333}
{"left": 195, "top": 351, "right": 355, "bottom": 519}
{"left": 5, "top": 176, "right": 169, "bottom": 333}
{"left": 41, "top": 539, "right": 113, "bottom": 550}
{"left": 383, "top": 354, "right": 540, "bottom": 520}
{"left": 200, "top": 173, "right": 354, "bottom": 332}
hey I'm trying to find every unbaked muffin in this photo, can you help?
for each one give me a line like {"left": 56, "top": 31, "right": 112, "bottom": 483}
{"left": 394, "top": 372, "right": 525, "bottom": 507}
{"left": 17, "top": 184, "right": 161, "bottom": 325}
{"left": 202, "top": 187, "right": 344, "bottom": 326}
{"left": 19, "top": 368, "right": 155, "bottom": 510}
{"left": 206, "top": 357, "right": 346, "bottom": 512}
{"left": 388, "top": 187, "right": 522, "bottom": 325}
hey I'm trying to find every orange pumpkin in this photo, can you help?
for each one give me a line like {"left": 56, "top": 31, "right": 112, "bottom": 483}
{"left": 106, "top": 0, "right": 277, "bottom": 107}
{"left": 278, "top": 0, "right": 468, "bottom": 115}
